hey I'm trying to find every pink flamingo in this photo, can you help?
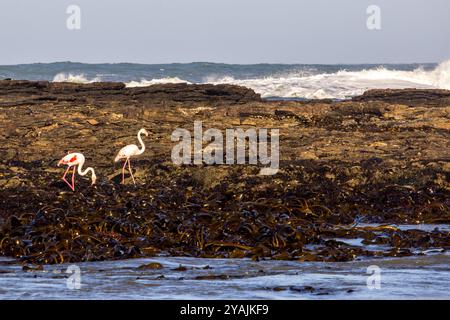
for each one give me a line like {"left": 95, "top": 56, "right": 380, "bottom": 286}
{"left": 114, "top": 128, "right": 149, "bottom": 184}
{"left": 57, "top": 152, "right": 97, "bottom": 191}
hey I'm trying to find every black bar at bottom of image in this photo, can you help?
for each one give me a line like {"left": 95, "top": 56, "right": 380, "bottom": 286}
{"left": 0, "top": 300, "right": 447, "bottom": 318}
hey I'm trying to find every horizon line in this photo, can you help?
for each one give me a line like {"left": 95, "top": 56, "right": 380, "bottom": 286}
{"left": 0, "top": 60, "right": 442, "bottom": 67}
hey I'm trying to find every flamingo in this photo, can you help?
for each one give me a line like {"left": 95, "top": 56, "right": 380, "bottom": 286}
{"left": 114, "top": 128, "right": 149, "bottom": 184}
{"left": 57, "top": 152, "right": 97, "bottom": 191}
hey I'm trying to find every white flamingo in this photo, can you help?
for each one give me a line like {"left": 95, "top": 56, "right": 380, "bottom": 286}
{"left": 57, "top": 152, "right": 97, "bottom": 191}
{"left": 114, "top": 128, "right": 149, "bottom": 184}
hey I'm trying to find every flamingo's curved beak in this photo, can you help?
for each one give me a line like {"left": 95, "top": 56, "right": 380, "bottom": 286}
{"left": 57, "top": 160, "right": 62, "bottom": 167}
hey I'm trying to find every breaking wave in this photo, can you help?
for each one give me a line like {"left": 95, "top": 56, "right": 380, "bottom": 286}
{"left": 125, "top": 77, "right": 190, "bottom": 87}
{"left": 52, "top": 73, "right": 101, "bottom": 83}
{"left": 205, "top": 60, "right": 450, "bottom": 99}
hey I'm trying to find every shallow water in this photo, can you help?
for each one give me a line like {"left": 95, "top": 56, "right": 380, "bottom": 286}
{"left": 357, "top": 223, "right": 450, "bottom": 233}
{"left": 0, "top": 254, "right": 449, "bottom": 300}
{"left": 1, "top": 223, "right": 449, "bottom": 300}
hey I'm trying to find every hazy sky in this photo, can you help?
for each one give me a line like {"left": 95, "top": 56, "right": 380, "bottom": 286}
{"left": 0, "top": 0, "right": 449, "bottom": 64}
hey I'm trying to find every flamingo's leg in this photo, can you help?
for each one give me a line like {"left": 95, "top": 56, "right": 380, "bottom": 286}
{"left": 71, "top": 166, "right": 76, "bottom": 191}
{"left": 121, "top": 159, "right": 128, "bottom": 184}
{"left": 61, "top": 166, "right": 73, "bottom": 190}
{"left": 128, "top": 158, "right": 136, "bottom": 185}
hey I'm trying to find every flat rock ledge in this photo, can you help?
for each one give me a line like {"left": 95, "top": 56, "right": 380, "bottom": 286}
{"left": 0, "top": 80, "right": 262, "bottom": 107}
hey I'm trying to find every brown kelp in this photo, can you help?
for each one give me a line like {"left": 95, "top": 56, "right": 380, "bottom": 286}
{"left": 0, "top": 160, "right": 448, "bottom": 264}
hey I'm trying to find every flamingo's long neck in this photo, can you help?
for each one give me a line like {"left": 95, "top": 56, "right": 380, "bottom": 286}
{"left": 77, "top": 158, "right": 95, "bottom": 180}
{"left": 137, "top": 131, "right": 146, "bottom": 155}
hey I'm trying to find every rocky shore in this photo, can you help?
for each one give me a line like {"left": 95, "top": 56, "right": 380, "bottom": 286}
{"left": 0, "top": 80, "right": 449, "bottom": 264}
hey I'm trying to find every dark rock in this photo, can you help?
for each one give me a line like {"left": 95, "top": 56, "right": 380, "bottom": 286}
{"left": 0, "top": 80, "right": 261, "bottom": 106}
{"left": 352, "top": 88, "right": 450, "bottom": 106}
{"left": 137, "top": 262, "right": 164, "bottom": 270}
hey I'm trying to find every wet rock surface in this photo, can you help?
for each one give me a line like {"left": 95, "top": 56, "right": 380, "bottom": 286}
{"left": 0, "top": 81, "right": 449, "bottom": 264}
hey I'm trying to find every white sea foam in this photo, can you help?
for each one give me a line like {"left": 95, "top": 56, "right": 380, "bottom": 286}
{"left": 52, "top": 73, "right": 101, "bottom": 83}
{"left": 125, "top": 77, "right": 190, "bottom": 87}
{"left": 206, "top": 60, "right": 450, "bottom": 99}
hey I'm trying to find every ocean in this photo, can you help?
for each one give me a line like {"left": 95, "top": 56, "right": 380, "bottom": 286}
{"left": 1, "top": 60, "right": 449, "bottom": 99}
